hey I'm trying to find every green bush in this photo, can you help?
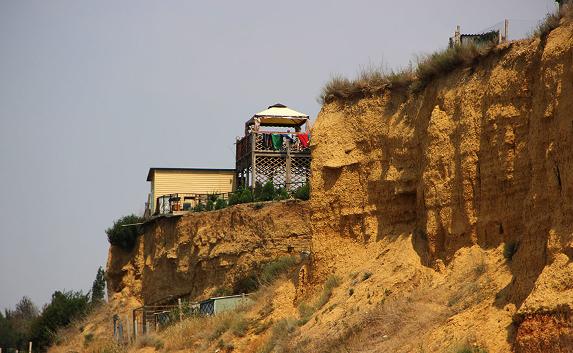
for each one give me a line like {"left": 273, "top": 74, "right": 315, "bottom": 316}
{"left": 229, "top": 186, "right": 254, "bottom": 206}
{"left": 215, "top": 198, "right": 227, "bottom": 210}
{"left": 105, "top": 214, "right": 144, "bottom": 251}
{"left": 256, "top": 181, "right": 276, "bottom": 201}
{"left": 274, "top": 187, "right": 289, "bottom": 201}
{"left": 293, "top": 183, "right": 310, "bottom": 200}
{"left": 206, "top": 200, "right": 215, "bottom": 211}
{"left": 29, "top": 290, "right": 91, "bottom": 350}
{"left": 193, "top": 203, "right": 206, "bottom": 212}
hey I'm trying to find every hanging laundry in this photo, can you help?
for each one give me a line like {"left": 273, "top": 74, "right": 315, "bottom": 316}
{"left": 271, "top": 134, "right": 284, "bottom": 150}
{"left": 281, "top": 134, "right": 294, "bottom": 143}
{"left": 262, "top": 134, "right": 273, "bottom": 149}
{"left": 298, "top": 132, "right": 310, "bottom": 148}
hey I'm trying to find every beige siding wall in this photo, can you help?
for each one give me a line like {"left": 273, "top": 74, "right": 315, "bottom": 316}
{"left": 151, "top": 170, "right": 235, "bottom": 212}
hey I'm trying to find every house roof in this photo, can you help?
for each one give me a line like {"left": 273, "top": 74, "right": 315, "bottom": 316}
{"left": 246, "top": 103, "right": 309, "bottom": 127}
{"left": 147, "top": 167, "right": 235, "bottom": 181}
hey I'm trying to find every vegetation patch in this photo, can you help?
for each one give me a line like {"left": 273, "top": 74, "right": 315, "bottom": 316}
{"left": 105, "top": 214, "right": 144, "bottom": 250}
{"left": 260, "top": 256, "right": 299, "bottom": 285}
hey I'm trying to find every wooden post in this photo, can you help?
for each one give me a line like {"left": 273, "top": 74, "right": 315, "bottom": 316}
{"left": 125, "top": 315, "right": 131, "bottom": 343}
{"left": 28, "top": 342, "right": 32, "bottom": 353}
{"left": 178, "top": 298, "right": 183, "bottom": 321}
{"left": 504, "top": 19, "right": 509, "bottom": 42}
{"left": 251, "top": 133, "right": 257, "bottom": 188}
{"left": 285, "top": 139, "right": 292, "bottom": 189}
{"left": 134, "top": 318, "right": 138, "bottom": 339}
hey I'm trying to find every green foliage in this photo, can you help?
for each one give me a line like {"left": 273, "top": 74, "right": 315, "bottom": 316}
{"left": 105, "top": 214, "right": 143, "bottom": 251}
{"left": 0, "top": 296, "right": 39, "bottom": 350}
{"left": 228, "top": 186, "right": 254, "bottom": 206}
{"left": 91, "top": 267, "right": 106, "bottom": 305}
{"left": 208, "top": 193, "right": 219, "bottom": 203}
{"left": 29, "top": 290, "right": 91, "bottom": 350}
{"left": 260, "top": 256, "right": 298, "bottom": 284}
{"left": 215, "top": 198, "right": 227, "bottom": 210}
{"left": 504, "top": 241, "right": 519, "bottom": 260}
{"left": 193, "top": 202, "right": 206, "bottom": 212}
{"left": 206, "top": 200, "right": 215, "bottom": 211}
{"left": 293, "top": 183, "right": 310, "bottom": 200}
{"left": 274, "top": 187, "right": 289, "bottom": 201}
{"left": 256, "top": 181, "right": 276, "bottom": 201}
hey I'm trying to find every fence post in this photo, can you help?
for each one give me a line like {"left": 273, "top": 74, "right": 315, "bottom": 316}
{"left": 28, "top": 342, "right": 32, "bottom": 353}
{"left": 178, "top": 298, "right": 183, "bottom": 321}
{"left": 134, "top": 318, "right": 138, "bottom": 340}
{"left": 125, "top": 315, "right": 131, "bottom": 343}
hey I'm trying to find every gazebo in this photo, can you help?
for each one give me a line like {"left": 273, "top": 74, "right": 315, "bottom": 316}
{"left": 235, "top": 103, "right": 311, "bottom": 189}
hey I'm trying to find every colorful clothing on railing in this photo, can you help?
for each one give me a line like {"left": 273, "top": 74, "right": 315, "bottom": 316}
{"left": 271, "top": 134, "right": 284, "bottom": 150}
{"left": 297, "top": 132, "right": 310, "bottom": 148}
{"left": 262, "top": 134, "right": 273, "bottom": 149}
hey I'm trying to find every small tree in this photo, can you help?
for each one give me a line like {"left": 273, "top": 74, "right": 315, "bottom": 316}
{"left": 91, "top": 267, "right": 106, "bottom": 305}
{"left": 29, "top": 290, "right": 90, "bottom": 350}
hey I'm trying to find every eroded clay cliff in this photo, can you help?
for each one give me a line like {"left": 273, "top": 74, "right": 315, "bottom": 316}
{"left": 106, "top": 200, "right": 311, "bottom": 305}
{"left": 310, "top": 21, "right": 573, "bottom": 352}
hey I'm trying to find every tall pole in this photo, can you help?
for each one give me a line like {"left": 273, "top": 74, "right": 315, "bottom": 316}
{"left": 504, "top": 19, "right": 509, "bottom": 42}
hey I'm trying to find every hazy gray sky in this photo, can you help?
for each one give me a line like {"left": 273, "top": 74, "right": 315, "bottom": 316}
{"left": 0, "top": 0, "right": 557, "bottom": 310}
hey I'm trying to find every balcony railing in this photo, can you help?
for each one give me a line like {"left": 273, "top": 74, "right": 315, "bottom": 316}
{"left": 153, "top": 192, "right": 232, "bottom": 215}
{"left": 236, "top": 131, "right": 310, "bottom": 161}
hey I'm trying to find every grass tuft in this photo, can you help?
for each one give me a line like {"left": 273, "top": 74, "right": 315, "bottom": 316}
{"left": 260, "top": 256, "right": 298, "bottom": 285}
{"left": 413, "top": 42, "right": 492, "bottom": 91}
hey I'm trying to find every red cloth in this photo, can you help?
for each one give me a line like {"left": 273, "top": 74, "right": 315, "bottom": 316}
{"left": 298, "top": 133, "right": 309, "bottom": 148}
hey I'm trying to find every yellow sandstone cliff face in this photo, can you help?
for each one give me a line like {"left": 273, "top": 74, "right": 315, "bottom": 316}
{"left": 101, "top": 22, "right": 573, "bottom": 353}
{"left": 106, "top": 201, "right": 311, "bottom": 305}
{"left": 310, "top": 22, "right": 573, "bottom": 352}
